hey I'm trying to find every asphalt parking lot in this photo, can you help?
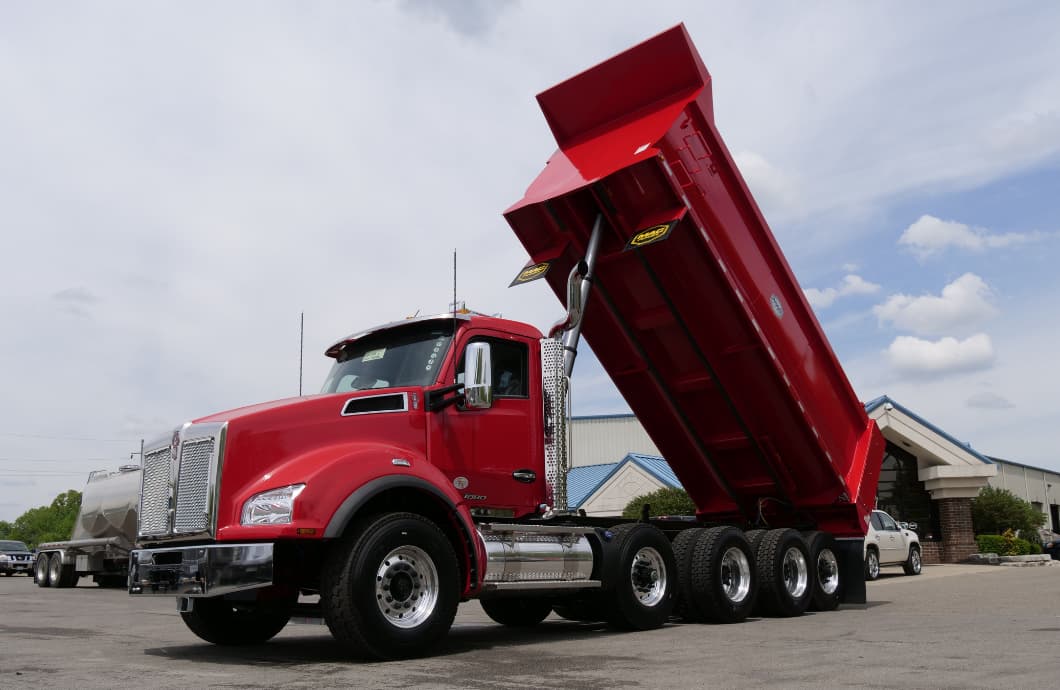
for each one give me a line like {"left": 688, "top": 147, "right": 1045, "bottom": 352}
{"left": 1, "top": 563, "right": 1057, "bottom": 689}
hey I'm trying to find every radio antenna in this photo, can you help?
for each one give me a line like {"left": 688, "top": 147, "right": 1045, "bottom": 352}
{"left": 452, "top": 249, "right": 457, "bottom": 319}
{"left": 298, "top": 311, "right": 304, "bottom": 396}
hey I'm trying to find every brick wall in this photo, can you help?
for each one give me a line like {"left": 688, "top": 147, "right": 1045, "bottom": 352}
{"left": 937, "top": 497, "right": 977, "bottom": 562}
{"left": 920, "top": 541, "right": 942, "bottom": 564}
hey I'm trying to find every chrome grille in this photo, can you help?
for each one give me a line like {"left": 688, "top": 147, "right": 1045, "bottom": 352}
{"left": 174, "top": 437, "right": 214, "bottom": 533}
{"left": 139, "top": 447, "right": 172, "bottom": 536}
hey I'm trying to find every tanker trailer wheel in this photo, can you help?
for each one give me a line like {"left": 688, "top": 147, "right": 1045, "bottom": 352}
{"left": 321, "top": 512, "right": 459, "bottom": 660}
{"left": 689, "top": 526, "right": 756, "bottom": 623}
{"left": 480, "top": 597, "right": 553, "bottom": 627}
{"left": 670, "top": 528, "right": 705, "bottom": 621}
{"left": 180, "top": 590, "right": 294, "bottom": 645}
{"left": 803, "top": 531, "right": 841, "bottom": 611}
{"left": 34, "top": 553, "right": 51, "bottom": 587}
{"left": 600, "top": 523, "right": 676, "bottom": 630}
{"left": 48, "top": 553, "right": 78, "bottom": 588}
{"left": 755, "top": 528, "right": 812, "bottom": 617}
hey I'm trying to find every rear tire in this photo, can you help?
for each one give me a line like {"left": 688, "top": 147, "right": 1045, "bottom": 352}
{"left": 803, "top": 531, "right": 841, "bottom": 612}
{"left": 181, "top": 594, "right": 293, "bottom": 645}
{"left": 48, "top": 553, "right": 78, "bottom": 588}
{"left": 552, "top": 597, "right": 606, "bottom": 622}
{"left": 601, "top": 523, "right": 676, "bottom": 630}
{"left": 480, "top": 597, "right": 552, "bottom": 627}
{"left": 671, "top": 528, "right": 705, "bottom": 621}
{"left": 755, "top": 528, "right": 812, "bottom": 617}
{"left": 321, "top": 512, "right": 459, "bottom": 659}
{"left": 864, "top": 548, "right": 880, "bottom": 581}
{"left": 689, "top": 526, "right": 756, "bottom": 623}
{"left": 902, "top": 545, "right": 922, "bottom": 576}
{"left": 34, "top": 554, "right": 50, "bottom": 587}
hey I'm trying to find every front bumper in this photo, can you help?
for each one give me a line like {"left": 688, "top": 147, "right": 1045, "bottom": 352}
{"left": 128, "top": 543, "right": 274, "bottom": 597}
{"left": 0, "top": 560, "right": 32, "bottom": 574}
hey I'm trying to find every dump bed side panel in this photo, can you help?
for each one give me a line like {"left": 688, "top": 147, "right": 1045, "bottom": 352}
{"left": 505, "top": 25, "right": 883, "bottom": 537}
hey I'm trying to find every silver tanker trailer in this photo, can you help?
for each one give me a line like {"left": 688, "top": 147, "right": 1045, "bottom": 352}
{"left": 34, "top": 465, "right": 140, "bottom": 588}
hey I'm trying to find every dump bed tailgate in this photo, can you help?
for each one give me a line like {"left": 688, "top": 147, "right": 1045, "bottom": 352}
{"left": 505, "top": 25, "right": 883, "bottom": 538}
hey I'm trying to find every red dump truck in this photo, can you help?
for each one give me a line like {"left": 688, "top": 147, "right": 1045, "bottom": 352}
{"left": 128, "top": 25, "right": 884, "bottom": 660}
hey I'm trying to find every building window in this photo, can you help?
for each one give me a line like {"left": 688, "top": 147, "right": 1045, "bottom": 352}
{"left": 876, "top": 443, "right": 941, "bottom": 541}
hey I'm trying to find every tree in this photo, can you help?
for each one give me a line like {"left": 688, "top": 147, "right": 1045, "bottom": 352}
{"left": 622, "top": 487, "right": 696, "bottom": 519}
{"left": 6, "top": 490, "right": 82, "bottom": 548}
{"left": 972, "top": 486, "right": 1045, "bottom": 536}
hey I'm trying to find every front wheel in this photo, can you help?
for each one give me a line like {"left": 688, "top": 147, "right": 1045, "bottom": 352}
{"left": 864, "top": 548, "right": 881, "bottom": 581}
{"left": 480, "top": 597, "right": 552, "bottom": 627}
{"left": 902, "top": 545, "right": 922, "bottom": 576}
{"left": 321, "top": 512, "right": 459, "bottom": 660}
{"left": 181, "top": 594, "right": 293, "bottom": 645}
{"left": 601, "top": 523, "right": 676, "bottom": 630}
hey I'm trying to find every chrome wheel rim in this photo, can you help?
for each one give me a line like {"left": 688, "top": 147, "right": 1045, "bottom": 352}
{"left": 817, "top": 548, "right": 839, "bottom": 595}
{"left": 911, "top": 549, "right": 921, "bottom": 573}
{"left": 781, "top": 546, "right": 809, "bottom": 598}
{"left": 868, "top": 552, "right": 879, "bottom": 579}
{"left": 720, "top": 546, "right": 751, "bottom": 604}
{"left": 35, "top": 556, "right": 48, "bottom": 583}
{"left": 375, "top": 545, "right": 438, "bottom": 629}
{"left": 48, "top": 555, "right": 61, "bottom": 584}
{"left": 630, "top": 546, "right": 667, "bottom": 607}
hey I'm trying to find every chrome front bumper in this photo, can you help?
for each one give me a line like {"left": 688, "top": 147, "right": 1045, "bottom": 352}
{"left": 128, "top": 543, "right": 274, "bottom": 597}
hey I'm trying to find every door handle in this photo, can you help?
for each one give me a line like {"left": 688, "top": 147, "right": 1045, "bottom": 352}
{"left": 512, "top": 469, "right": 537, "bottom": 483}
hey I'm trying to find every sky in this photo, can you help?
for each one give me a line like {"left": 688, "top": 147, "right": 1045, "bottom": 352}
{"left": 1, "top": 1, "right": 1059, "bottom": 520}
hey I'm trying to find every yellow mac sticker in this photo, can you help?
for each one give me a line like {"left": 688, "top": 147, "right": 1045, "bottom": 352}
{"left": 625, "top": 221, "right": 678, "bottom": 251}
{"left": 509, "top": 261, "right": 552, "bottom": 287}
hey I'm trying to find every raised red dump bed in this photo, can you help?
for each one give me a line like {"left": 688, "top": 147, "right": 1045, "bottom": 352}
{"left": 505, "top": 25, "right": 884, "bottom": 538}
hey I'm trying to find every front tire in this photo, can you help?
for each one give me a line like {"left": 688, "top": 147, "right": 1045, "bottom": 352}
{"left": 902, "top": 545, "right": 922, "bottom": 576}
{"left": 481, "top": 597, "right": 552, "bottom": 627}
{"left": 864, "top": 548, "right": 881, "bottom": 581}
{"left": 180, "top": 595, "right": 293, "bottom": 645}
{"left": 755, "top": 528, "right": 812, "bottom": 617}
{"left": 321, "top": 512, "right": 459, "bottom": 660}
{"left": 601, "top": 523, "right": 676, "bottom": 630}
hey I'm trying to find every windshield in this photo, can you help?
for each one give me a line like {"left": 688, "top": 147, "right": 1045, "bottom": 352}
{"left": 321, "top": 322, "right": 454, "bottom": 393}
{"left": 0, "top": 541, "right": 29, "bottom": 552}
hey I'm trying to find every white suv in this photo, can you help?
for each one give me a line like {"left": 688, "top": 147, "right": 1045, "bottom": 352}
{"left": 864, "top": 509, "right": 921, "bottom": 580}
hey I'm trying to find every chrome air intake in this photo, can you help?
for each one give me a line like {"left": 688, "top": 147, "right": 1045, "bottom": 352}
{"left": 541, "top": 337, "right": 569, "bottom": 512}
{"left": 138, "top": 421, "right": 227, "bottom": 540}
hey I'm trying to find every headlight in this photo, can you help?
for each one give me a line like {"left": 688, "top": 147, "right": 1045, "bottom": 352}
{"left": 241, "top": 484, "right": 306, "bottom": 526}
{"left": 0, "top": 554, "right": 9, "bottom": 562}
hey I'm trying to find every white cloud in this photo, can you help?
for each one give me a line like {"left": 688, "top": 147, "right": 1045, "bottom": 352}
{"left": 966, "top": 391, "right": 1015, "bottom": 409}
{"left": 841, "top": 263, "right": 860, "bottom": 273}
{"left": 899, "top": 214, "right": 1048, "bottom": 259}
{"left": 804, "top": 274, "right": 881, "bottom": 309}
{"left": 873, "top": 273, "right": 997, "bottom": 336}
{"left": 732, "top": 151, "right": 801, "bottom": 218}
{"left": 886, "top": 333, "right": 995, "bottom": 376}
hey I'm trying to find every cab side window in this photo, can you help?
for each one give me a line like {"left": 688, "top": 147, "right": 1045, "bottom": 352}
{"left": 457, "top": 337, "right": 528, "bottom": 398}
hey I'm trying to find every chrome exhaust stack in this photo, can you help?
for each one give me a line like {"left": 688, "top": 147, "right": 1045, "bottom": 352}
{"left": 542, "top": 215, "right": 603, "bottom": 514}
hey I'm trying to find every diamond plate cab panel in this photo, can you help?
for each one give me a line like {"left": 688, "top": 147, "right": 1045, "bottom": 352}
{"left": 139, "top": 447, "right": 172, "bottom": 537}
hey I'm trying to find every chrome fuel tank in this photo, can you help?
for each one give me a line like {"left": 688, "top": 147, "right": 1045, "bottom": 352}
{"left": 478, "top": 523, "right": 594, "bottom": 584}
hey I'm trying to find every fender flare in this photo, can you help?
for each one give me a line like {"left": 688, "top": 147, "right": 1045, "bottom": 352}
{"left": 323, "top": 475, "right": 480, "bottom": 588}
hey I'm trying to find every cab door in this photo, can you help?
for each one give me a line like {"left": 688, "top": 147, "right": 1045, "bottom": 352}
{"left": 431, "top": 331, "right": 544, "bottom": 518}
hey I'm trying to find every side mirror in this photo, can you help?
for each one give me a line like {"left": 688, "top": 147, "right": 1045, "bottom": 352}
{"left": 463, "top": 342, "right": 493, "bottom": 409}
